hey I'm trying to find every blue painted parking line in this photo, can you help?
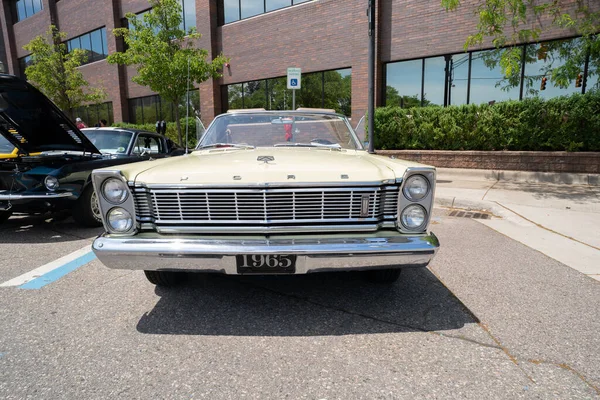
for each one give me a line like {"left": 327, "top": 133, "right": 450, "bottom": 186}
{"left": 19, "top": 250, "right": 96, "bottom": 290}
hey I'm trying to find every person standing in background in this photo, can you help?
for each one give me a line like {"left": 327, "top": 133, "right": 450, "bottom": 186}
{"left": 75, "top": 117, "right": 87, "bottom": 129}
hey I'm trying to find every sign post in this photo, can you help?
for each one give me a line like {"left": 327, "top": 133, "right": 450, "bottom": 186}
{"left": 287, "top": 67, "right": 301, "bottom": 110}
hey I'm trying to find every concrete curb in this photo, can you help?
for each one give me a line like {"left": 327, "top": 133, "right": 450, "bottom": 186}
{"left": 436, "top": 168, "right": 600, "bottom": 186}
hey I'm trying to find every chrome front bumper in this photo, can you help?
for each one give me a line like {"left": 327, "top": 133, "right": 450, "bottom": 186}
{"left": 0, "top": 191, "right": 73, "bottom": 200}
{"left": 92, "top": 232, "right": 439, "bottom": 274}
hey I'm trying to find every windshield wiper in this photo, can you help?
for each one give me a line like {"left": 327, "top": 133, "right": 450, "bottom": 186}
{"left": 195, "top": 143, "right": 256, "bottom": 150}
{"left": 274, "top": 142, "right": 342, "bottom": 150}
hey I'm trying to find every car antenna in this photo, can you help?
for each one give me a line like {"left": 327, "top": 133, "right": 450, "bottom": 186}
{"left": 185, "top": 56, "right": 190, "bottom": 155}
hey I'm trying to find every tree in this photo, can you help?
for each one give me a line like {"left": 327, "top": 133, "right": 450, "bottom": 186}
{"left": 108, "top": 0, "right": 228, "bottom": 145}
{"left": 441, "top": 0, "right": 599, "bottom": 91}
{"left": 23, "top": 26, "right": 106, "bottom": 120}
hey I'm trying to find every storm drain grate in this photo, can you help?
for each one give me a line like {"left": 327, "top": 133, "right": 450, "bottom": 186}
{"left": 448, "top": 210, "right": 491, "bottom": 219}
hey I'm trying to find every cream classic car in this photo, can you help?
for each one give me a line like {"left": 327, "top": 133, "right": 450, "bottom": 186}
{"left": 91, "top": 110, "right": 439, "bottom": 286}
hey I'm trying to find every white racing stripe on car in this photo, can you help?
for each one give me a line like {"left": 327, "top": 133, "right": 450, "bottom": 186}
{"left": 0, "top": 245, "right": 94, "bottom": 288}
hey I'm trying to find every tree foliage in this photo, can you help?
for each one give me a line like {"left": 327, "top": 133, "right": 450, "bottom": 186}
{"left": 441, "top": 0, "right": 599, "bottom": 90}
{"left": 108, "top": 0, "right": 228, "bottom": 145}
{"left": 23, "top": 26, "right": 106, "bottom": 119}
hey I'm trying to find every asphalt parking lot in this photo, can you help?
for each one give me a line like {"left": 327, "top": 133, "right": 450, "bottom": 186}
{"left": 0, "top": 209, "right": 599, "bottom": 399}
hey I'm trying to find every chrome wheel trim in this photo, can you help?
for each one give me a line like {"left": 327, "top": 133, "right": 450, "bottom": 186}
{"left": 91, "top": 190, "right": 101, "bottom": 221}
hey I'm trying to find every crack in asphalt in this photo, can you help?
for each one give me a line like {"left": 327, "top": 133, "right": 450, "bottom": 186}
{"left": 428, "top": 265, "right": 600, "bottom": 392}
{"left": 528, "top": 359, "right": 600, "bottom": 395}
{"left": 237, "top": 279, "right": 502, "bottom": 351}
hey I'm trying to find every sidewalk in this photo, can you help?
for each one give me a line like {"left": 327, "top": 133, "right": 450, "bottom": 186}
{"left": 434, "top": 168, "right": 600, "bottom": 282}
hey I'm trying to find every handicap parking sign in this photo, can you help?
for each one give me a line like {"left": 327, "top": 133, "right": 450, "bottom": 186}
{"left": 287, "top": 68, "right": 301, "bottom": 89}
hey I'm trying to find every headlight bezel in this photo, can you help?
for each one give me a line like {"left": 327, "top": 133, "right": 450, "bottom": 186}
{"left": 101, "top": 177, "right": 129, "bottom": 204}
{"left": 397, "top": 168, "right": 436, "bottom": 233}
{"left": 92, "top": 170, "right": 137, "bottom": 235}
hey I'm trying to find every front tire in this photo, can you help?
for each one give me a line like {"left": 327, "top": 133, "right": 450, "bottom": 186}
{"left": 0, "top": 210, "right": 12, "bottom": 223}
{"left": 72, "top": 186, "right": 102, "bottom": 227}
{"left": 144, "top": 270, "right": 185, "bottom": 287}
{"left": 367, "top": 268, "right": 402, "bottom": 284}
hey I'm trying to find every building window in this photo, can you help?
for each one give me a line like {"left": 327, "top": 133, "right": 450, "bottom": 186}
{"left": 181, "top": 0, "right": 196, "bottom": 30}
{"left": 14, "top": 0, "right": 43, "bottom": 22}
{"left": 134, "top": 0, "right": 196, "bottom": 32}
{"left": 223, "top": 0, "right": 313, "bottom": 25}
{"left": 385, "top": 59, "right": 422, "bottom": 108}
{"left": 67, "top": 27, "right": 109, "bottom": 65}
{"left": 384, "top": 36, "right": 592, "bottom": 108}
{"left": 72, "top": 102, "right": 114, "bottom": 126}
{"left": 469, "top": 50, "right": 520, "bottom": 104}
{"left": 18, "top": 55, "right": 32, "bottom": 78}
{"left": 128, "top": 91, "right": 199, "bottom": 124}
{"left": 522, "top": 40, "right": 584, "bottom": 99}
{"left": 225, "top": 69, "right": 352, "bottom": 116}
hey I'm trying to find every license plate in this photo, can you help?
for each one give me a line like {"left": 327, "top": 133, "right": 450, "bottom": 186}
{"left": 236, "top": 254, "right": 296, "bottom": 274}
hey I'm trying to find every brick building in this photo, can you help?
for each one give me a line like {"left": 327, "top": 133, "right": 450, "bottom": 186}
{"left": 0, "top": 0, "right": 597, "bottom": 128}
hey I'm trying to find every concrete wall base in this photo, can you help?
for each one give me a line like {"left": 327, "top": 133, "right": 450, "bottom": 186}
{"left": 377, "top": 150, "right": 600, "bottom": 175}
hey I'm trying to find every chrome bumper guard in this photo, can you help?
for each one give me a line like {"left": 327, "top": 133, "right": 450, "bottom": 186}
{"left": 92, "top": 232, "right": 439, "bottom": 274}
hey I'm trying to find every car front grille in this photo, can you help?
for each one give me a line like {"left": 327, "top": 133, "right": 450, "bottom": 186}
{"left": 131, "top": 185, "right": 400, "bottom": 233}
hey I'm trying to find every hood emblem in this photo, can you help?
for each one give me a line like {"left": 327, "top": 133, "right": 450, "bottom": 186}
{"left": 180, "top": 176, "right": 188, "bottom": 181}
{"left": 257, "top": 155, "right": 274, "bottom": 164}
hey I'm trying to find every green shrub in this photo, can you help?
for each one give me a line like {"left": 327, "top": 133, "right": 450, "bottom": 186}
{"left": 112, "top": 117, "right": 198, "bottom": 148}
{"left": 374, "top": 90, "right": 600, "bottom": 151}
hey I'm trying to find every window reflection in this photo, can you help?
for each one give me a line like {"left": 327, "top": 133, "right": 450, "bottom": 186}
{"left": 448, "top": 54, "right": 469, "bottom": 106}
{"left": 14, "top": 0, "right": 43, "bottom": 22}
{"left": 470, "top": 50, "right": 520, "bottom": 104}
{"left": 241, "top": 0, "right": 263, "bottom": 19}
{"left": 223, "top": 0, "right": 240, "bottom": 23}
{"left": 222, "top": 0, "right": 314, "bottom": 24}
{"left": 386, "top": 59, "right": 422, "bottom": 108}
{"left": 66, "top": 27, "right": 108, "bottom": 65}
{"left": 523, "top": 41, "right": 583, "bottom": 99}
{"left": 423, "top": 57, "right": 445, "bottom": 106}
{"left": 266, "top": 0, "right": 290, "bottom": 12}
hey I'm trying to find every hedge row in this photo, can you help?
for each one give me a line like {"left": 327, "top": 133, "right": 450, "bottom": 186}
{"left": 373, "top": 91, "right": 600, "bottom": 152}
{"left": 112, "top": 117, "right": 199, "bottom": 148}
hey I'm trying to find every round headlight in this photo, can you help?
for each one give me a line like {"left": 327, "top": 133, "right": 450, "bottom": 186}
{"left": 107, "top": 208, "right": 133, "bottom": 232}
{"left": 400, "top": 204, "right": 427, "bottom": 230}
{"left": 403, "top": 175, "right": 429, "bottom": 201}
{"left": 44, "top": 176, "right": 59, "bottom": 191}
{"left": 102, "top": 178, "right": 128, "bottom": 204}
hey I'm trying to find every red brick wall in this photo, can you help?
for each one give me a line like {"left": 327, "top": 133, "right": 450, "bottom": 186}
{"left": 377, "top": 150, "right": 600, "bottom": 174}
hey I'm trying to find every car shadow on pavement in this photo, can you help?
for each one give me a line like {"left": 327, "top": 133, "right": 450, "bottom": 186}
{"left": 0, "top": 213, "right": 102, "bottom": 243}
{"left": 136, "top": 267, "right": 478, "bottom": 336}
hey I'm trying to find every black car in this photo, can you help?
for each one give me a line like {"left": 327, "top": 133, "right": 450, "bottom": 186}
{"left": 0, "top": 74, "right": 183, "bottom": 227}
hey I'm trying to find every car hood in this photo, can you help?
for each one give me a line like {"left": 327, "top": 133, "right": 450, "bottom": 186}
{"left": 131, "top": 147, "right": 423, "bottom": 185}
{"left": 0, "top": 74, "right": 100, "bottom": 156}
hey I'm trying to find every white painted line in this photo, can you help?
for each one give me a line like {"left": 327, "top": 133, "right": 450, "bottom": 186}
{"left": 0, "top": 245, "right": 93, "bottom": 287}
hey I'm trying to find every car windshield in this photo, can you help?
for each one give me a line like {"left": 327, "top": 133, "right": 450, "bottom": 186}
{"left": 82, "top": 130, "right": 133, "bottom": 154}
{"left": 0, "top": 135, "right": 15, "bottom": 154}
{"left": 197, "top": 112, "right": 362, "bottom": 150}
